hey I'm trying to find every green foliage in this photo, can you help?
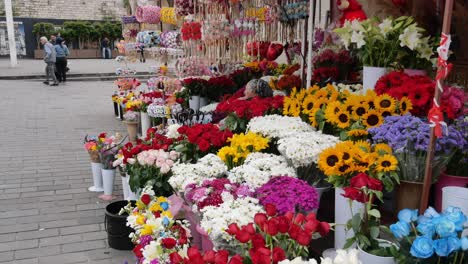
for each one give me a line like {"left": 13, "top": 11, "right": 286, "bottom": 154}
{"left": 32, "top": 22, "right": 55, "bottom": 37}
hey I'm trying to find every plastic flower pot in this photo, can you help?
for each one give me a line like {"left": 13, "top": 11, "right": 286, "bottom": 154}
{"left": 124, "top": 121, "right": 139, "bottom": 143}
{"left": 199, "top": 97, "right": 209, "bottom": 108}
{"left": 363, "top": 66, "right": 387, "bottom": 91}
{"left": 396, "top": 180, "right": 423, "bottom": 212}
{"left": 88, "top": 162, "right": 104, "bottom": 192}
{"left": 105, "top": 200, "right": 135, "bottom": 250}
{"left": 358, "top": 239, "right": 397, "bottom": 264}
{"left": 121, "top": 175, "right": 129, "bottom": 200}
{"left": 99, "top": 169, "right": 116, "bottom": 201}
{"left": 189, "top": 95, "right": 200, "bottom": 111}
{"left": 442, "top": 186, "right": 468, "bottom": 236}
{"left": 334, "top": 187, "right": 365, "bottom": 249}
{"left": 313, "top": 185, "right": 331, "bottom": 213}
{"left": 435, "top": 172, "right": 468, "bottom": 211}
{"left": 140, "top": 112, "right": 151, "bottom": 138}
{"left": 113, "top": 101, "right": 119, "bottom": 117}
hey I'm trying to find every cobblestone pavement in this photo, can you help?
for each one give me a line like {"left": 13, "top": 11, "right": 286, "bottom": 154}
{"left": 0, "top": 80, "right": 135, "bottom": 263}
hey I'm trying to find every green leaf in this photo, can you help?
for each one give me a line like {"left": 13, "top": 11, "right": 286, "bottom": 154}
{"left": 343, "top": 238, "right": 355, "bottom": 249}
{"left": 368, "top": 209, "right": 381, "bottom": 219}
{"left": 370, "top": 226, "right": 380, "bottom": 239}
{"left": 352, "top": 213, "right": 361, "bottom": 232}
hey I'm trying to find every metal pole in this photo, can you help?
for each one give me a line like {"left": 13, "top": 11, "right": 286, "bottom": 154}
{"left": 305, "top": 0, "right": 315, "bottom": 87}
{"left": 4, "top": 0, "right": 17, "bottom": 67}
{"left": 419, "top": 0, "right": 454, "bottom": 212}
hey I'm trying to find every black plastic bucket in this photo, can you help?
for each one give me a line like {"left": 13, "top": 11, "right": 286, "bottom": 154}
{"left": 113, "top": 102, "right": 119, "bottom": 117}
{"left": 105, "top": 200, "right": 135, "bottom": 250}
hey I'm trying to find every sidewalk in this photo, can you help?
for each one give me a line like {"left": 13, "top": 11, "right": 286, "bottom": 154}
{"left": 0, "top": 58, "right": 157, "bottom": 77}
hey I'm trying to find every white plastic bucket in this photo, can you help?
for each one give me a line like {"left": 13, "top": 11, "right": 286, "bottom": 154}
{"left": 88, "top": 162, "right": 104, "bottom": 192}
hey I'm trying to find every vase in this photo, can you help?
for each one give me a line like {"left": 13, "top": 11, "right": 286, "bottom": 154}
{"left": 121, "top": 175, "right": 130, "bottom": 200}
{"left": 140, "top": 112, "right": 151, "bottom": 138}
{"left": 119, "top": 104, "right": 124, "bottom": 120}
{"left": 396, "top": 180, "right": 424, "bottom": 212}
{"left": 335, "top": 187, "right": 365, "bottom": 249}
{"left": 189, "top": 95, "right": 200, "bottom": 111}
{"left": 313, "top": 185, "right": 331, "bottom": 213}
{"left": 88, "top": 162, "right": 104, "bottom": 192}
{"left": 126, "top": 174, "right": 140, "bottom": 200}
{"left": 442, "top": 186, "right": 468, "bottom": 236}
{"left": 124, "top": 121, "right": 139, "bottom": 143}
{"left": 435, "top": 172, "right": 468, "bottom": 211}
{"left": 403, "top": 69, "right": 427, "bottom": 76}
{"left": 362, "top": 66, "right": 387, "bottom": 91}
{"left": 199, "top": 97, "right": 209, "bottom": 109}
{"left": 358, "top": 239, "right": 397, "bottom": 264}
{"left": 113, "top": 102, "right": 119, "bottom": 117}
{"left": 99, "top": 169, "right": 116, "bottom": 201}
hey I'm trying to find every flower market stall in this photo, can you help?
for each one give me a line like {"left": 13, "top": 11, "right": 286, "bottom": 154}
{"left": 83, "top": 0, "right": 468, "bottom": 263}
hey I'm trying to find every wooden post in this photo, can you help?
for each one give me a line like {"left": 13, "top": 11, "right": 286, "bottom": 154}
{"left": 419, "top": 0, "right": 454, "bottom": 213}
{"left": 4, "top": 0, "right": 17, "bottom": 67}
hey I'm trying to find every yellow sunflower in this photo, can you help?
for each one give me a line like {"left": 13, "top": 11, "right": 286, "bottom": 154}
{"left": 289, "top": 100, "right": 301, "bottom": 117}
{"left": 318, "top": 148, "right": 342, "bottom": 176}
{"left": 296, "top": 89, "right": 307, "bottom": 102}
{"left": 314, "top": 89, "right": 329, "bottom": 99}
{"left": 347, "top": 129, "right": 369, "bottom": 137}
{"left": 398, "top": 96, "right": 413, "bottom": 115}
{"left": 343, "top": 100, "right": 357, "bottom": 115}
{"left": 315, "top": 97, "right": 329, "bottom": 110}
{"left": 333, "top": 110, "right": 351, "bottom": 129}
{"left": 282, "top": 97, "right": 292, "bottom": 116}
{"left": 336, "top": 143, "right": 353, "bottom": 162}
{"left": 376, "top": 154, "right": 398, "bottom": 172}
{"left": 325, "top": 101, "right": 343, "bottom": 117}
{"left": 362, "top": 110, "right": 384, "bottom": 128}
{"left": 302, "top": 96, "right": 316, "bottom": 114}
{"left": 352, "top": 102, "right": 370, "bottom": 120}
{"left": 374, "top": 143, "right": 393, "bottom": 155}
{"left": 308, "top": 108, "right": 321, "bottom": 127}
{"left": 354, "top": 140, "right": 372, "bottom": 152}
{"left": 375, "top": 94, "right": 396, "bottom": 112}
{"left": 306, "top": 85, "right": 320, "bottom": 95}
{"left": 334, "top": 161, "right": 354, "bottom": 176}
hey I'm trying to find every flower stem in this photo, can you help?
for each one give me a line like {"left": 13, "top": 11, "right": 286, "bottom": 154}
{"left": 459, "top": 252, "right": 464, "bottom": 264}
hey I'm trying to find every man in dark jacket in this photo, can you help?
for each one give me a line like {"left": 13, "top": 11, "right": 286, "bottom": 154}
{"left": 101, "top": 37, "right": 111, "bottom": 59}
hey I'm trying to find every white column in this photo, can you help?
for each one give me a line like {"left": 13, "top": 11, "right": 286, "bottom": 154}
{"left": 4, "top": 0, "right": 17, "bottom": 67}
{"left": 306, "top": 0, "right": 314, "bottom": 87}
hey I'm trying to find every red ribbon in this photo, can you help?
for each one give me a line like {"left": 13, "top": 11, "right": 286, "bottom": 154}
{"left": 435, "top": 33, "right": 452, "bottom": 81}
{"left": 428, "top": 104, "right": 444, "bottom": 138}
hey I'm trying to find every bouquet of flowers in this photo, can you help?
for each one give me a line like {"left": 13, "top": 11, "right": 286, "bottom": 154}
{"left": 277, "top": 131, "right": 340, "bottom": 186}
{"left": 96, "top": 132, "right": 124, "bottom": 169}
{"left": 174, "top": 124, "right": 233, "bottom": 163}
{"left": 247, "top": 115, "right": 315, "bottom": 139}
{"left": 228, "top": 153, "right": 297, "bottom": 189}
{"left": 255, "top": 176, "right": 319, "bottom": 214}
{"left": 125, "top": 98, "right": 144, "bottom": 112}
{"left": 168, "top": 154, "right": 227, "bottom": 193}
{"left": 389, "top": 206, "right": 468, "bottom": 263}
{"left": 318, "top": 140, "right": 399, "bottom": 191}
{"left": 334, "top": 17, "right": 435, "bottom": 69}
{"left": 84, "top": 135, "right": 100, "bottom": 163}
{"left": 217, "top": 132, "right": 270, "bottom": 169}
{"left": 182, "top": 77, "right": 209, "bottom": 97}
{"left": 276, "top": 74, "right": 302, "bottom": 94}
{"left": 311, "top": 47, "right": 358, "bottom": 83}
{"left": 123, "top": 187, "right": 191, "bottom": 264}
{"left": 123, "top": 110, "right": 139, "bottom": 122}
{"left": 225, "top": 204, "right": 330, "bottom": 262}
{"left": 369, "top": 115, "right": 466, "bottom": 182}
{"left": 170, "top": 247, "right": 243, "bottom": 264}
{"left": 185, "top": 178, "right": 252, "bottom": 212}
{"left": 206, "top": 76, "right": 237, "bottom": 101}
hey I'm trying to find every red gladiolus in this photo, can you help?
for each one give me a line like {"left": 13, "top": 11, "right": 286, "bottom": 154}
{"left": 254, "top": 213, "right": 268, "bottom": 228}
{"left": 169, "top": 252, "right": 184, "bottom": 263}
{"left": 132, "top": 244, "right": 143, "bottom": 258}
{"left": 265, "top": 203, "right": 277, "bottom": 216}
{"left": 161, "top": 237, "right": 177, "bottom": 249}
{"left": 226, "top": 223, "right": 240, "bottom": 236}
{"left": 140, "top": 194, "right": 151, "bottom": 205}
{"left": 272, "top": 247, "right": 286, "bottom": 263}
{"left": 214, "top": 250, "right": 229, "bottom": 264}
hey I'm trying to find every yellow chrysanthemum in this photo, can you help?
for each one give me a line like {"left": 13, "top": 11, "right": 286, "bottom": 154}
{"left": 362, "top": 110, "right": 384, "bottom": 128}
{"left": 376, "top": 154, "right": 398, "bottom": 172}
{"left": 308, "top": 108, "right": 321, "bottom": 127}
{"left": 318, "top": 148, "right": 342, "bottom": 176}
{"left": 347, "top": 129, "right": 369, "bottom": 137}
{"left": 398, "top": 96, "right": 413, "bottom": 115}
{"left": 375, "top": 94, "right": 396, "bottom": 112}
{"left": 374, "top": 143, "right": 393, "bottom": 155}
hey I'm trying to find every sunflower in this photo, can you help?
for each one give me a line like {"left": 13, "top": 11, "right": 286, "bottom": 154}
{"left": 282, "top": 97, "right": 292, "bottom": 116}
{"left": 352, "top": 102, "right": 370, "bottom": 120}
{"left": 347, "top": 129, "right": 369, "bottom": 137}
{"left": 362, "top": 110, "right": 384, "bottom": 128}
{"left": 306, "top": 85, "right": 320, "bottom": 95}
{"left": 379, "top": 109, "right": 395, "bottom": 118}
{"left": 398, "top": 96, "right": 413, "bottom": 115}
{"left": 334, "top": 161, "right": 354, "bottom": 176}
{"left": 318, "top": 148, "right": 342, "bottom": 176}
{"left": 314, "top": 89, "right": 329, "bottom": 99}
{"left": 289, "top": 100, "right": 302, "bottom": 117}
{"left": 342, "top": 100, "right": 355, "bottom": 115}
{"left": 315, "top": 98, "right": 329, "bottom": 110}
{"left": 296, "top": 89, "right": 307, "bottom": 102}
{"left": 335, "top": 143, "right": 353, "bottom": 161}
{"left": 375, "top": 94, "right": 396, "bottom": 112}
{"left": 308, "top": 108, "right": 320, "bottom": 127}
{"left": 376, "top": 154, "right": 398, "bottom": 172}
{"left": 374, "top": 143, "right": 393, "bottom": 155}
{"left": 333, "top": 110, "right": 351, "bottom": 129}
{"left": 354, "top": 150, "right": 377, "bottom": 172}
{"left": 354, "top": 140, "right": 371, "bottom": 152}
{"left": 325, "top": 101, "right": 343, "bottom": 116}
{"left": 302, "top": 96, "right": 316, "bottom": 114}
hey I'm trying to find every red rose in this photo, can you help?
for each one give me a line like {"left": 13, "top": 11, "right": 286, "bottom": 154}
{"left": 161, "top": 237, "right": 177, "bottom": 249}
{"left": 153, "top": 211, "right": 160, "bottom": 218}
{"left": 244, "top": 223, "right": 256, "bottom": 235}
{"left": 235, "top": 229, "right": 251, "bottom": 243}
{"left": 170, "top": 252, "right": 184, "bottom": 264}
{"left": 203, "top": 250, "right": 216, "bottom": 263}
{"left": 318, "top": 221, "right": 331, "bottom": 237}
{"left": 264, "top": 218, "right": 279, "bottom": 236}
{"left": 251, "top": 234, "right": 266, "bottom": 248}
{"left": 177, "top": 125, "right": 188, "bottom": 135}
{"left": 132, "top": 244, "right": 143, "bottom": 258}
{"left": 272, "top": 247, "right": 286, "bottom": 263}
{"left": 288, "top": 224, "right": 301, "bottom": 240}
{"left": 284, "top": 212, "right": 294, "bottom": 222}
{"left": 250, "top": 247, "right": 271, "bottom": 264}
{"left": 306, "top": 212, "right": 317, "bottom": 221}
{"left": 140, "top": 194, "right": 151, "bottom": 205}
{"left": 197, "top": 139, "right": 211, "bottom": 152}
{"left": 226, "top": 223, "right": 240, "bottom": 236}
{"left": 214, "top": 250, "right": 229, "bottom": 264}
{"left": 188, "top": 246, "right": 202, "bottom": 258}
{"left": 98, "top": 132, "right": 107, "bottom": 139}
{"left": 294, "top": 213, "right": 306, "bottom": 224}
{"left": 304, "top": 219, "right": 319, "bottom": 234}
{"left": 277, "top": 216, "right": 290, "bottom": 233}
{"left": 265, "top": 204, "right": 277, "bottom": 216}
{"left": 342, "top": 187, "right": 368, "bottom": 203}
{"left": 296, "top": 231, "right": 311, "bottom": 246}
{"left": 254, "top": 213, "right": 268, "bottom": 228}
{"left": 367, "top": 177, "right": 383, "bottom": 191}
{"left": 228, "top": 255, "right": 243, "bottom": 264}
{"left": 350, "top": 173, "right": 371, "bottom": 188}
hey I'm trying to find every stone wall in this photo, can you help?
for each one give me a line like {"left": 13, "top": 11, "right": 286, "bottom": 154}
{"left": 0, "top": 0, "right": 128, "bottom": 21}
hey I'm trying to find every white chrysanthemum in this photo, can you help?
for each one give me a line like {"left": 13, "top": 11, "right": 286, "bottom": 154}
{"left": 277, "top": 132, "right": 340, "bottom": 168}
{"left": 334, "top": 83, "right": 364, "bottom": 94}
{"left": 165, "top": 124, "right": 181, "bottom": 139}
{"left": 399, "top": 24, "right": 421, "bottom": 50}
{"left": 279, "top": 257, "right": 318, "bottom": 264}
{"left": 247, "top": 115, "right": 314, "bottom": 139}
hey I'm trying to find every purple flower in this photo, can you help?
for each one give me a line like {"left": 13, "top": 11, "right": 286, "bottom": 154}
{"left": 139, "top": 235, "right": 153, "bottom": 247}
{"left": 255, "top": 176, "right": 319, "bottom": 214}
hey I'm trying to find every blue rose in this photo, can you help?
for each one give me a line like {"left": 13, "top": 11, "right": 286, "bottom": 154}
{"left": 436, "top": 216, "right": 456, "bottom": 238}
{"left": 390, "top": 221, "right": 410, "bottom": 239}
{"left": 411, "top": 236, "right": 434, "bottom": 259}
{"left": 398, "top": 209, "right": 418, "bottom": 223}
{"left": 418, "top": 215, "right": 431, "bottom": 225}
{"left": 160, "top": 202, "right": 169, "bottom": 211}
{"left": 442, "top": 206, "right": 467, "bottom": 231}
{"left": 433, "top": 237, "right": 460, "bottom": 257}
{"left": 417, "top": 221, "right": 435, "bottom": 237}
{"left": 424, "top": 207, "right": 440, "bottom": 218}
{"left": 461, "top": 237, "right": 468, "bottom": 251}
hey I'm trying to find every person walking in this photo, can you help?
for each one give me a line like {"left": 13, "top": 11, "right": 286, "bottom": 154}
{"left": 54, "top": 37, "right": 69, "bottom": 83}
{"left": 40, "top": 36, "right": 58, "bottom": 86}
{"left": 101, "top": 37, "right": 111, "bottom": 59}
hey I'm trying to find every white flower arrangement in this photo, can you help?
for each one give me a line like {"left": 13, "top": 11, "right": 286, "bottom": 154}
{"left": 165, "top": 124, "right": 182, "bottom": 139}
{"left": 199, "top": 195, "right": 264, "bottom": 243}
{"left": 279, "top": 249, "right": 361, "bottom": 264}
{"left": 168, "top": 154, "right": 227, "bottom": 193}
{"left": 277, "top": 132, "right": 340, "bottom": 168}
{"left": 199, "top": 102, "right": 219, "bottom": 113}
{"left": 123, "top": 110, "right": 139, "bottom": 122}
{"left": 247, "top": 115, "right": 315, "bottom": 139}
{"left": 228, "top": 153, "right": 297, "bottom": 188}
{"left": 334, "top": 83, "right": 364, "bottom": 94}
